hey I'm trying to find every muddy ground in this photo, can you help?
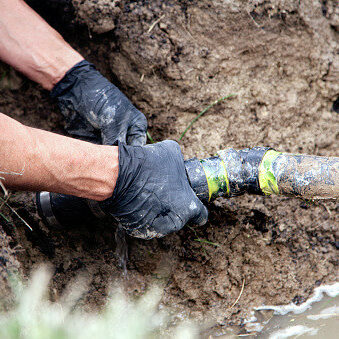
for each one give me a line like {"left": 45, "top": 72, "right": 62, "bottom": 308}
{"left": 0, "top": 0, "right": 338, "bottom": 336}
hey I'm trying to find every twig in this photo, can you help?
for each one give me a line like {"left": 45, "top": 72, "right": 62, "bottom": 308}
{"left": 0, "top": 197, "right": 32, "bottom": 231}
{"left": 179, "top": 94, "right": 236, "bottom": 141}
{"left": 12, "top": 244, "right": 25, "bottom": 253}
{"left": 321, "top": 202, "right": 332, "bottom": 217}
{"left": 147, "top": 15, "right": 165, "bottom": 33}
{"left": 229, "top": 278, "right": 245, "bottom": 309}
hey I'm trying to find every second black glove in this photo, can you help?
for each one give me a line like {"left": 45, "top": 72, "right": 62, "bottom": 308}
{"left": 51, "top": 60, "right": 147, "bottom": 146}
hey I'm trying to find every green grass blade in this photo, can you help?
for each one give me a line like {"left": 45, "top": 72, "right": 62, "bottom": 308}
{"left": 179, "top": 94, "right": 237, "bottom": 141}
{"left": 194, "top": 238, "right": 220, "bottom": 247}
{"left": 0, "top": 71, "right": 7, "bottom": 82}
{"left": 0, "top": 211, "right": 10, "bottom": 223}
{"left": 147, "top": 131, "right": 155, "bottom": 144}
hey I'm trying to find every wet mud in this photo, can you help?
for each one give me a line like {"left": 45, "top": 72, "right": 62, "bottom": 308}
{"left": 0, "top": 0, "right": 338, "bottom": 335}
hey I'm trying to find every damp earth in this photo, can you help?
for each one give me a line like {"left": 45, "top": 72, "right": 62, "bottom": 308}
{"left": 0, "top": 0, "right": 338, "bottom": 336}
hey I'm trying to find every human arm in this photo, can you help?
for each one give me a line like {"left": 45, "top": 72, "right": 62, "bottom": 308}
{"left": 0, "top": 113, "right": 207, "bottom": 238}
{"left": 0, "top": 0, "right": 147, "bottom": 146}
{"left": 0, "top": 0, "right": 83, "bottom": 90}
{"left": 0, "top": 113, "right": 118, "bottom": 200}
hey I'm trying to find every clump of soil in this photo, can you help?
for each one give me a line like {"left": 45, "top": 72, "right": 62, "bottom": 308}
{"left": 0, "top": 0, "right": 338, "bottom": 335}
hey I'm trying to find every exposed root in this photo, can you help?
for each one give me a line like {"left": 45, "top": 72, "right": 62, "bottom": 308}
{"left": 230, "top": 279, "right": 245, "bottom": 309}
{"left": 147, "top": 14, "right": 165, "bottom": 33}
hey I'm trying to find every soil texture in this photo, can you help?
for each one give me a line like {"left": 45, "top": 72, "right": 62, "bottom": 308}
{"left": 0, "top": 0, "right": 338, "bottom": 335}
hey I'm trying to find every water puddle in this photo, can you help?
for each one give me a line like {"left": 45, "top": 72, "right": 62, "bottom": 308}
{"left": 244, "top": 283, "right": 339, "bottom": 338}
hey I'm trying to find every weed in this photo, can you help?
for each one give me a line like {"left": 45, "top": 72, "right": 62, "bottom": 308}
{"left": 0, "top": 71, "right": 7, "bottom": 82}
{"left": 0, "top": 197, "right": 32, "bottom": 231}
{"left": 194, "top": 238, "right": 220, "bottom": 247}
{"left": 188, "top": 226, "right": 221, "bottom": 250}
{"left": 179, "top": 94, "right": 237, "bottom": 141}
{"left": 147, "top": 131, "right": 155, "bottom": 144}
{"left": 0, "top": 211, "right": 11, "bottom": 223}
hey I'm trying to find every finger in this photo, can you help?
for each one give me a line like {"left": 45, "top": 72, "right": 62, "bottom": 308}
{"left": 149, "top": 212, "right": 184, "bottom": 238}
{"left": 127, "top": 133, "right": 147, "bottom": 146}
{"left": 124, "top": 212, "right": 182, "bottom": 239}
{"left": 189, "top": 198, "right": 209, "bottom": 226}
{"left": 127, "top": 124, "right": 147, "bottom": 146}
{"left": 102, "top": 128, "right": 127, "bottom": 146}
{"left": 64, "top": 113, "right": 102, "bottom": 143}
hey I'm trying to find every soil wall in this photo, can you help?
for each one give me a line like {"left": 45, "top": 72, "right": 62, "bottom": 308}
{"left": 0, "top": 0, "right": 338, "bottom": 335}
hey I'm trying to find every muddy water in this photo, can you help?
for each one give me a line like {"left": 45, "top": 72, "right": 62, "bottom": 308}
{"left": 245, "top": 283, "right": 339, "bottom": 338}
{"left": 259, "top": 296, "right": 339, "bottom": 338}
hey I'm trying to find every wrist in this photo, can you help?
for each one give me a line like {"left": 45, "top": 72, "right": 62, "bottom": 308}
{"left": 90, "top": 145, "right": 119, "bottom": 201}
{"left": 50, "top": 142, "right": 120, "bottom": 201}
{"left": 47, "top": 53, "right": 84, "bottom": 90}
{"left": 32, "top": 128, "right": 120, "bottom": 200}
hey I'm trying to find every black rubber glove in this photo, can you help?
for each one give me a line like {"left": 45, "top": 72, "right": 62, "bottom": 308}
{"left": 50, "top": 60, "right": 147, "bottom": 146}
{"left": 99, "top": 140, "right": 208, "bottom": 239}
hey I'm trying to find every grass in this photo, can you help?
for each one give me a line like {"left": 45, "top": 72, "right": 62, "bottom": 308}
{"left": 0, "top": 71, "right": 7, "bottom": 82}
{"left": 0, "top": 196, "right": 32, "bottom": 231}
{"left": 188, "top": 226, "right": 220, "bottom": 249}
{"left": 0, "top": 267, "right": 198, "bottom": 339}
{"left": 147, "top": 131, "right": 155, "bottom": 144}
{"left": 194, "top": 238, "right": 220, "bottom": 247}
{"left": 147, "top": 94, "right": 236, "bottom": 144}
{"left": 178, "top": 94, "right": 237, "bottom": 141}
{"left": 229, "top": 279, "right": 246, "bottom": 309}
{"left": 0, "top": 184, "right": 14, "bottom": 225}
{"left": 0, "top": 211, "right": 11, "bottom": 223}
{"left": 0, "top": 168, "right": 32, "bottom": 231}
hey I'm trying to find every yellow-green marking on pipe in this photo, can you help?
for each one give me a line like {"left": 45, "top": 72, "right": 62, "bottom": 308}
{"left": 200, "top": 157, "right": 229, "bottom": 201}
{"left": 259, "top": 150, "right": 281, "bottom": 195}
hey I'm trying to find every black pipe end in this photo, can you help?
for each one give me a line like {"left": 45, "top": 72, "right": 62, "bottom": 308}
{"left": 36, "top": 192, "right": 99, "bottom": 230}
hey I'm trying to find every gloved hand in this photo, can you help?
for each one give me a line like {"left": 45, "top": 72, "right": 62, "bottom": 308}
{"left": 99, "top": 140, "right": 208, "bottom": 239}
{"left": 50, "top": 60, "right": 147, "bottom": 146}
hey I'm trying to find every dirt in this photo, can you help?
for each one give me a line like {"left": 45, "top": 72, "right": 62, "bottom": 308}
{"left": 0, "top": 0, "right": 338, "bottom": 335}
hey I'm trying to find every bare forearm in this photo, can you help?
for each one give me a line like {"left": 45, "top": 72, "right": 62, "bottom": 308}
{"left": 0, "top": 0, "right": 83, "bottom": 90}
{"left": 0, "top": 113, "right": 118, "bottom": 200}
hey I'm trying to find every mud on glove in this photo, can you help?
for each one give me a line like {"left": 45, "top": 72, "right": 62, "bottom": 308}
{"left": 99, "top": 140, "right": 208, "bottom": 239}
{"left": 51, "top": 60, "right": 147, "bottom": 146}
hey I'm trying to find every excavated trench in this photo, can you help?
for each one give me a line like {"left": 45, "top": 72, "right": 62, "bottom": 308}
{"left": 0, "top": 0, "right": 338, "bottom": 335}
